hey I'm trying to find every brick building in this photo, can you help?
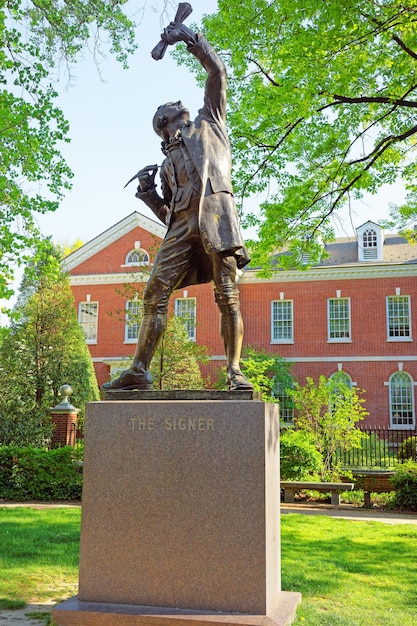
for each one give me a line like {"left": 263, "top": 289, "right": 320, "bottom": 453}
{"left": 64, "top": 212, "right": 417, "bottom": 429}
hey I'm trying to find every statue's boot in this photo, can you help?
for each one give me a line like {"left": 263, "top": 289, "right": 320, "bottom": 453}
{"left": 226, "top": 369, "right": 253, "bottom": 391}
{"left": 101, "top": 367, "right": 153, "bottom": 391}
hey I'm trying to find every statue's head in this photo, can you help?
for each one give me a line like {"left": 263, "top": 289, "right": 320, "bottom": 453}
{"left": 153, "top": 101, "right": 190, "bottom": 139}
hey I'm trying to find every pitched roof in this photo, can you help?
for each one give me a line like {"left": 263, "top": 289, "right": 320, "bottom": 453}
{"left": 319, "top": 233, "right": 417, "bottom": 267}
{"left": 62, "top": 212, "right": 166, "bottom": 272}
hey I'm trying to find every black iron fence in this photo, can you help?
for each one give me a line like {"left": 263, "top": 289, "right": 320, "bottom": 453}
{"left": 333, "top": 426, "right": 417, "bottom": 469}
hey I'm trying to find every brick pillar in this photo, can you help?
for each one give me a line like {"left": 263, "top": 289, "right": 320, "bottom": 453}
{"left": 50, "top": 385, "right": 80, "bottom": 448}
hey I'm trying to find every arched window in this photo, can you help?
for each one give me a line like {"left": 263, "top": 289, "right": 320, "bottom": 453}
{"left": 389, "top": 371, "right": 415, "bottom": 427}
{"left": 329, "top": 371, "right": 352, "bottom": 412}
{"left": 125, "top": 249, "right": 149, "bottom": 266}
{"left": 362, "top": 229, "right": 378, "bottom": 259}
{"left": 330, "top": 371, "right": 352, "bottom": 391}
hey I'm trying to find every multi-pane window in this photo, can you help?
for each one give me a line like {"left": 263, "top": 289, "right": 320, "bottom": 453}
{"left": 78, "top": 302, "right": 98, "bottom": 343}
{"left": 390, "top": 371, "right": 415, "bottom": 427}
{"left": 273, "top": 378, "right": 294, "bottom": 423}
{"left": 175, "top": 298, "right": 196, "bottom": 341}
{"left": 125, "top": 249, "right": 149, "bottom": 265}
{"left": 271, "top": 300, "right": 293, "bottom": 343}
{"left": 362, "top": 229, "right": 378, "bottom": 260}
{"left": 328, "top": 298, "right": 351, "bottom": 341}
{"left": 387, "top": 296, "right": 411, "bottom": 339}
{"left": 125, "top": 300, "right": 141, "bottom": 342}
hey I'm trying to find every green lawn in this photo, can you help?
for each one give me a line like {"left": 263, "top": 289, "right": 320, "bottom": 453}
{"left": 283, "top": 514, "right": 417, "bottom": 626}
{"left": 0, "top": 507, "right": 80, "bottom": 606}
{"left": 0, "top": 507, "right": 416, "bottom": 625}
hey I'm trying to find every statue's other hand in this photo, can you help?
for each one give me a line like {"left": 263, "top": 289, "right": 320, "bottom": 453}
{"left": 137, "top": 165, "right": 157, "bottom": 193}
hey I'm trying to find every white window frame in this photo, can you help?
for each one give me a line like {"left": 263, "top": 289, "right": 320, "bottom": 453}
{"left": 327, "top": 297, "right": 351, "bottom": 342}
{"left": 78, "top": 301, "right": 98, "bottom": 344}
{"left": 271, "top": 300, "right": 294, "bottom": 344}
{"left": 362, "top": 229, "right": 378, "bottom": 260}
{"left": 174, "top": 297, "right": 196, "bottom": 341}
{"left": 125, "top": 299, "right": 141, "bottom": 343}
{"left": 274, "top": 380, "right": 294, "bottom": 424}
{"left": 329, "top": 371, "right": 353, "bottom": 414}
{"left": 386, "top": 295, "right": 412, "bottom": 341}
{"left": 330, "top": 371, "right": 352, "bottom": 391}
{"left": 389, "top": 371, "right": 415, "bottom": 428}
{"left": 124, "top": 249, "right": 150, "bottom": 266}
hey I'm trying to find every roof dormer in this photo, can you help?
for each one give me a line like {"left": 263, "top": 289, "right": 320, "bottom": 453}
{"left": 356, "top": 221, "right": 384, "bottom": 262}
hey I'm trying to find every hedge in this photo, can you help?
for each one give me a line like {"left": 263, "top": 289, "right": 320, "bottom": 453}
{"left": 391, "top": 460, "right": 417, "bottom": 511}
{"left": 0, "top": 445, "right": 82, "bottom": 501}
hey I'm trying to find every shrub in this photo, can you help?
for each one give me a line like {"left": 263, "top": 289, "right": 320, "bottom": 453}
{"left": 0, "top": 445, "right": 82, "bottom": 501}
{"left": 391, "top": 460, "right": 417, "bottom": 511}
{"left": 397, "top": 436, "right": 417, "bottom": 462}
{"left": 280, "top": 428, "right": 323, "bottom": 480}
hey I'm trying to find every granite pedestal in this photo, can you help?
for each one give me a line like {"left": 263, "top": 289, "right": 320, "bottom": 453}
{"left": 53, "top": 398, "right": 300, "bottom": 625}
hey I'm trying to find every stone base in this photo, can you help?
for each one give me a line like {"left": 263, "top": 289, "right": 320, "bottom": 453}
{"left": 52, "top": 400, "right": 301, "bottom": 626}
{"left": 52, "top": 593, "right": 301, "bottom": 626}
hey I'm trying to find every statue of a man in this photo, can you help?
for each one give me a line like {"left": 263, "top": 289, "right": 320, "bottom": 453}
{"left": 103, "top": 20, "right": 253, "bottom": 392}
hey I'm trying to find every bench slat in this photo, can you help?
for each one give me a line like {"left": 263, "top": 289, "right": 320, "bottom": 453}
{"left": 281, "top": 481, "right": 354, "bottom": 490}
{"left": 281, "top": 481, "right": 354, "bottom": 506}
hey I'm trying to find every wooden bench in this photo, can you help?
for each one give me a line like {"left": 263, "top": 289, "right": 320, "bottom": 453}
{"left": 281, "top": 481, "right": 354, "bottom": 506}
{"left": 349, "top": 470, "right": 395, "bottom": 508}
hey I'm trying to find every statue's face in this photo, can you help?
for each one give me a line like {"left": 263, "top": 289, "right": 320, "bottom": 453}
{"left": 161, "top": 101, "right": 190, "bottom": 127}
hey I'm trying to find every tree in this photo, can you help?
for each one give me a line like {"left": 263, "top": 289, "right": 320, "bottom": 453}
{"left": 151, "top": 315, "right": 208, "bottom": 390}
{"left": 182, "top": 0, "right": 417, "bottom": 268}
{"left": 240, "top": 347, "right": 293, "bottom": 403}
{"left": 289, "top": 375, "right": 368, "bottom": 479}
{"left": 0, "top": 1, "right": 136, "bottom": 298}
{"left": 0, "top": 240, "right": 100, "bottom": 447}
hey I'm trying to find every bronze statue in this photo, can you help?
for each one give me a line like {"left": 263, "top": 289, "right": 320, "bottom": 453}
{"left": 103, "top": 4, "right": 253, "bottom": 392}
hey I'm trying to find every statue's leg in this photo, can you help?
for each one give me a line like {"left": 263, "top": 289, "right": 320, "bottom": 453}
{"left": 212, "top": 254, "right": 253, "bottom": 391}
{"left": 131, "top": 279, "right": 171, "bottom": 371}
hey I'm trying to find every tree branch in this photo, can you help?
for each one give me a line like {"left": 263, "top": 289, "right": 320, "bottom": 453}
{"left": 247, "top": 56, "right": 281, "bottom": 87}
{"left": 332, "top": 94, "right": 417, "bottom": 108}
{"left": 348, "top": 123, "right": 417, "bottom": 166}
{"left": 365, "top": 9, "right": 417, "bottom": 60}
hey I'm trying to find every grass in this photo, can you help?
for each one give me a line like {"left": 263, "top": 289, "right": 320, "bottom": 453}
{"left": 284, "top": 514, "right": 417, "bottom": 625}
{"left": 0, "top": 507, "right": 416, "bottom": 625}
{"left": 0, "top": 507, "right": 80, "bottom": 604}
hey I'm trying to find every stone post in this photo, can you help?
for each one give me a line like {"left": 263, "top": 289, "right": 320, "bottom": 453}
{"left": 50, "top": 385, "right": 80, "bottom": 448}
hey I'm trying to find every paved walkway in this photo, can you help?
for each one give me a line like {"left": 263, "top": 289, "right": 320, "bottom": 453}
{"left": 0, "top": 603, "right": 56, "bottom": 625}
{"left": 281, "top": 502, "right": 417, "bottom": 525}
{"left": 1, "top": 502, "right": 417, "bottom": 625}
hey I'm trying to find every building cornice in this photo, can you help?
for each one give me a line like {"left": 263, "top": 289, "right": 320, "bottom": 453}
{"left": 241, "top": 263, "right": 417, "bottom": 284}
{"left": 63, "top": 212, "right": 166, "bottom": 272}
{"left": 70, "top": 272, "right": 149, "bottom": 286}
